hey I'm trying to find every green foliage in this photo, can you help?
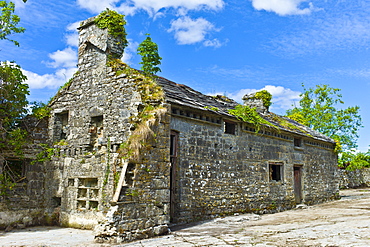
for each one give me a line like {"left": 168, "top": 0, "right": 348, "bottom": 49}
{"left": 0, "top": 61, "right": 29, "bottom": 155}
{"left": 212, "top": 95, "right": 233, "bottom": 102}
{"left": 254, "top": 90, "right": 272, "bottom": 108}
{"left": 286, "top": 84, "right": 362, "bottom": 151}
{"left": 0, "top": 173, "right": 15, "bottom": 196}
{"left": 107, "top": 59, "right": 166, "bottom": 161}
{"left": 339, "top": 149, "right": 370, "bottom": 171}
{"left": 95, "top": 9, "right": 128, "bottom": 52}
{"left": 30, "top": 101, "right": 51, "bottom": 119}
{"left": 204, "top": 106, "right": 219, "bottom": 111}
{"left": 31, "top": 143, "right": 55, "bottom": 165}
{"left": 137, "top": 33, "right": 162, "bottom": 75}
{"left": 0, "top": 1, "right": 25, "bottom": 46}
{"left": 228, "top": 104, "right": 275, "bottom": 132}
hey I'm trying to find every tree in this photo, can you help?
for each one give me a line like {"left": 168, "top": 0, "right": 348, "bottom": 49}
{"left": 0, "top": 0, "right": 25, "bottom": 46}
{"left": 0, "top": 61, "right": 29, "bottom": 155}
{"left": 137, "top": 33, "right": 162, "bottom": 75}
{"left": 0, "top": 1, "right": 28, "bottom": 195}
{"left": 339, "top": 148, "right": 370, "bottom": 171}
{"left": 286, "top": 84, "right": 362, "bottom": 151}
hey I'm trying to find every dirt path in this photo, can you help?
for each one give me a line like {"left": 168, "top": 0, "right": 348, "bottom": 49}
{"left": 1, "top": 189, "right": 370, "bottom": 246}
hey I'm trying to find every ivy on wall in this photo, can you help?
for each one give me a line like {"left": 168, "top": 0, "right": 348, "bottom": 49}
{"left": 107, "top": 58, "right": 166, "bottom": 162}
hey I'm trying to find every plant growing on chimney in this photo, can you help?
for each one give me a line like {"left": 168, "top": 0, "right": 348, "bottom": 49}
{"left": 254, "top": 90, "right": 272, "bottom": 108}
{"left": 95, "top": 9, "right": 128, "bottom": 51}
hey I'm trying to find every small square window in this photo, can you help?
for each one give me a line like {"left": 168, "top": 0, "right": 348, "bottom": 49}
{"left": 269, "top": 163, "right": 283, "bottom": 181}
{"left": 294, "top": 138, "right": 302, "bottom": 147}
{"left": 224, "top": 121, "right": 236, "bottom": 135}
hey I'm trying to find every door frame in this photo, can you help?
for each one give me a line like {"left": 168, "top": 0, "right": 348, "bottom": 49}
{"left": 293, "top": 165, "right": 303, "bottom": 204}
{"left": 170, "top": 130, "right": 179, "bottom": 222}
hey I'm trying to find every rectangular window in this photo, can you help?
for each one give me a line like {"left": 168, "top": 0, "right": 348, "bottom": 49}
{"left": 76, "top": 178, "right": 99, "bottom": 210}
{"left": 269, "top": 163, "right": 283, "bottom": 182}
{"left": 224, "top": 121, "right": 236, "bottom": 135}
{"left": 54, "top": 111, "right": 69, "bottom": 142}
{"left": 2, "top": 158, "right": 28, "bottom": 183}
{"left": 294, "top": 138, "right": 302, "bottom": 147}
{"left": 89, "top": 115, "right": 103, "bottom": 149}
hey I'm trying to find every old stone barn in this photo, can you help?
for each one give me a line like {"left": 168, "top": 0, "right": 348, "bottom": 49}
{"left": 0, "top": 15, "right": 339, "bottom": 243}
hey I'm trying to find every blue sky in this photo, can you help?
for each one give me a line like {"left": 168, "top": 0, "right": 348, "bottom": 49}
{"left": 2, "top": 0, "right": 369, "bottom": 151}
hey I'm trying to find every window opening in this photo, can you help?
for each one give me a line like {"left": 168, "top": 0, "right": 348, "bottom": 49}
{"left": 2, "top": 158, "right": 28, "bottom": 183}
{"left": 54, "top": 112, "right": 69, "bottom": 142}
{"left": 76, "top": 178, "right": 99, "bottom": 210}
{"left": 89, "top": 115, "right": 103, "bottom": 150}
{"left": 269, "top": 163, "right": 283, "bottom": 181}
{"left": 294, "top": 138, "right": 302, "bottom": 147}
{"left": 224, "top": 121, "right": 236, "bottom": 135}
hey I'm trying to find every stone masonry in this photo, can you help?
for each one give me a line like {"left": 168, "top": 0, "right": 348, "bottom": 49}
{"left": 0, "top": 13, "right": 340, "bottom": 244}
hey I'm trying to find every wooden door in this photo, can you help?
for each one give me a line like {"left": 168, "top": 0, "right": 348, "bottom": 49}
{"left": 294, "top": 166, "right": 302, "bottom": 204}
{"left": 170, "top": 131, "right": 179, "bottom": 222}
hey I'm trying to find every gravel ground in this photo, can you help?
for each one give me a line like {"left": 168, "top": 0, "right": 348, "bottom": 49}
{"left": 1, "top": 188, "right": 370, "bottom": 247}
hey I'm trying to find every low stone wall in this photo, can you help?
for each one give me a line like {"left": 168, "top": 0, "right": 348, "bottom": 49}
{"left": 338, "top": 168, "right": 370, "bottom": 189}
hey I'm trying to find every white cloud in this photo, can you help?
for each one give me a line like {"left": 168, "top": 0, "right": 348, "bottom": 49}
{"left": 26, "top": 46, "right": 78, "bottom": 89}
{"left": 76, "top": 0, "right": 119, "bottom": 13}
{"left": 47, "top": 47, "right": 77, "bottom": 69}
{"left": 77, "top": 0, "right": 224, "bottom": 16}
{"left": 76, "top": 0, "right": 225, "bottom": 47}
{"left": 250, "top": 0, "right": 313, "bottom": 16}
{"left": 24, "top": 67, "right": 77, "bottom": 89}
{"left": 168, "top": 16, "right": 218, "bottom": 45}
{"left": 65, "top": 21, "right": 81, "bottom": 47}
{"left": 203, "top": 38, "right": 224, "bottom": 48}
{"left": 210, "top": 85, "right": 301, "bottom": 113}
{"left": 121, "top": 39, "right": 139, "bottom": 64}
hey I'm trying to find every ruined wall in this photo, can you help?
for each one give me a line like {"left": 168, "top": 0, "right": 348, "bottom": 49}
{"left": 170, "top": 108, "right": 339, "bottom": 223}
{"left": 338, "top": 168, "right": 370, "bottom": 188}
{"left": 94, "top": 110, "right": 171, "bottom": 243}
{"left": 0, "top": 117, "right": 51, "bottom": 229}
{"left": 45, "top": 16, "right": 171, "bottom": 242}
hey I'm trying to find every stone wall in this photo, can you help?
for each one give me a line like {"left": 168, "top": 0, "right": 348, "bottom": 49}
{"left": 170, "top": 108, "right": 339, "bottom": 223}
{"left": 338, "top": 168, "right": 370, "bottom": 189}
{"left": 46, "top": 16, "right": 171, "bottom": 243}
{"left": 0, "top": 117, "right": 51, "bottom": 229}
{"left": 94, "top": 111, "right": 171, "bottom": 243}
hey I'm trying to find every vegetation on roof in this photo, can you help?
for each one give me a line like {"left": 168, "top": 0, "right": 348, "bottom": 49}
{"left": 228, "top": 104, "right": 276, "bottom": 132}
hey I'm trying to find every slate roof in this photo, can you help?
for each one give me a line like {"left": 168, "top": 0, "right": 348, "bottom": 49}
{"left": 156, "top": 76, "right": 335, "bottom": 144}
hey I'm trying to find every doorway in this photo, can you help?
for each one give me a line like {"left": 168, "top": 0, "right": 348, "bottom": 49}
{"left": 170, "top": 130, "right": 179, "bottom": 222}
{"left": 294, "top": 166, "right": 302, "bottom": 204}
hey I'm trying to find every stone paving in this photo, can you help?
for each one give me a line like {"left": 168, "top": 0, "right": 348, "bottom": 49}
{"left": 1, "top": 189, "right": 370, "bottom": 246}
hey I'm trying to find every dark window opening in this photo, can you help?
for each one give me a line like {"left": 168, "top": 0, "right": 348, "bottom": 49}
{"left": 52, "top": 196, "right": 61, "bottom": 207}
{"left": 224, "top": 121, "right": 236, "bottom": 135}
{"left": 2, "top": 158, "right": 28, "bottom": 183}
{"left": 269, "top": 163, "right": 283, "bottom": 181}
{"left": 54, "top": 112, "right": 69, "bottom": 142}
{"left": 294, "top": 138, "right": 302, "bottom": 147}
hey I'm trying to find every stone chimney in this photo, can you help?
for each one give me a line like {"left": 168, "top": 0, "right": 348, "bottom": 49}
{"left": 77, "top": 16, "right": 125, "bottom": 72}
{"left": 242, "top": 92, "right": 269, "bottom": 114}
